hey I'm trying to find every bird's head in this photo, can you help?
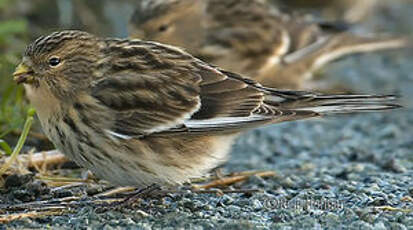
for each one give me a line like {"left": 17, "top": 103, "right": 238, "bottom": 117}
{"left": 13, "top": 30, "right": 102, "bottom": 100}
{"left": 128, "top": 0, "right": 205, "bottom": 54}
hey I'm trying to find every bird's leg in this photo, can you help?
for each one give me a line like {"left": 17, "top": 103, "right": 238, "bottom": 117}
{"left": 122, "top": 183, "right": 161, "bottom": 204}
{"left": 94, "top": 183, "right": 161, "bottom": 211}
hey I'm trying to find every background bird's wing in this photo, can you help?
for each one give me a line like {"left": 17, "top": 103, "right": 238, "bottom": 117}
{"left": 199, "top": 0, "right": 289, "bottom": 72}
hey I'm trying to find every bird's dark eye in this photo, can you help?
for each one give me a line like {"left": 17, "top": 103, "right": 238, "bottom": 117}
{"left": 48, "top": 57, "right": 61, "bottom": 67}
{"left": 158, "top": 24, "right": 168, "bottom": 32}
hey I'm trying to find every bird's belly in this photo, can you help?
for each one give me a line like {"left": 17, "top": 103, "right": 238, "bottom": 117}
{"left": 48, "top": 131, "right": 161, "bottom": 186}
{"left": 43, "top": 119, "right": 236, "bottom": 187}
{"left": 40, "top": 119, "right": 155, "bottom": 186}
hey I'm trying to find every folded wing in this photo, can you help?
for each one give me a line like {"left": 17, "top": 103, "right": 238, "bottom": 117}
{"left": 91, "top": 38, "right": 400, "bottom": 138}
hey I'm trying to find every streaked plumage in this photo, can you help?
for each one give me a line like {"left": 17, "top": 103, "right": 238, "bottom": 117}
{"left": 129, "top": 0, "right": 408, "bottom": 90}
{"left": 14, "top": 31, "right": 400, "bottom": 186}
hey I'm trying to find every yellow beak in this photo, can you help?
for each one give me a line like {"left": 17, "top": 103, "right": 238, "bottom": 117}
{"left": 13, "top": 63, "right": 34, "bottom": 84}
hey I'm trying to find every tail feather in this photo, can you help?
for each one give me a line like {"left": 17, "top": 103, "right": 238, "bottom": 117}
{"left": 293, "top": 102, "right": 400, "bottom": 115}
{"left": 262, "top": 87, "right": 401, "bottom": 115}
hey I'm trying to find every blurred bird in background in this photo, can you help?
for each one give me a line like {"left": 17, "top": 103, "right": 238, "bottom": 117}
{"left": 129, "top": 0, "right": 409, "bottom": 91}
{"left": 271, "top": 0, "right": 378, "bottom": 23}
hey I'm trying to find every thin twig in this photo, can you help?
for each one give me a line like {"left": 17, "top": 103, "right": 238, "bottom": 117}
{"left": 36, "top": 175, "right": 96, "bottom": 187}
{"left": 191, "top": 188, "right": 261, "bottom": 195}
{"left": 229, "top": 170, "right": 277, "bottom": 177}
{"left": 94, "top": 186, "right": 135, "bottom": 198}
{"left": 373, "top": 206, "right": 412, "bottom": 213}
{"left": 192, "top": 170, "right": 276, "bottom": 189}
{"left": 0, "top": 195, "right": 126, "bottom": 212}
{"left": 28, "top": 150, "right": 69, "bottom": 169}
{"left": 0, "top": 210, "right": 71, "bottom": 224}
{"left": 0, "top": 150, "right": 70, "bottom": 175}
{"left": 401, "top": 196, "right": 413, "bottom": 203}
{"left": 50, "top": 182, "right": 87, "bottom": 193}
{"left": 36, "top": 175, "right": 94, "bottom": 183}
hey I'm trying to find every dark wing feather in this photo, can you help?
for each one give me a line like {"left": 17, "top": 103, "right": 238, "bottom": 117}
{"left": 91, "top": 39, "right": 203, "bottom": 135}
{"left": 193, "top": 65, "right": 266, "bottom": 119}
{"left": 92, "top": 71, "right": 201, "bottom": 135}
{"left": 90, "top": 39, "right": 294, "bottom": 136}
{"left": 91, "top": 38, "right": 399, "bottom": 138}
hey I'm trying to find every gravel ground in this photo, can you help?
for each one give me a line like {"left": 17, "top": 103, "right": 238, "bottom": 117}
{"left": 2, "top": 1, "right": 413, "bottom": 229}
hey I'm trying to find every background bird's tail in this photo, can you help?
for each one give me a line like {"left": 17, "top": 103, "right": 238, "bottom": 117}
{"left": 284, "top": 33, "right": 410, "bottom": 71}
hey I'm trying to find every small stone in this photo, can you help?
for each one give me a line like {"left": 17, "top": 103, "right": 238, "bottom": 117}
{"left": 373, "top": 222, "right": 387, "bottom": 230}
{"left": 342, "top": 184, "right": 356, "bottom": 192}
{"left": 408, "top": 187, "right": 413, "bottom": 196}
{"left": 183, "top": 200, "right": 203, "bottom": 211}
{"left": 12, "top": 189, "right": 34, "bottom": 202}
{"left": 351, "top": 163, "right": 365, "bottom": 173}
{"left": 335, "top": 170, "right": 349, "bottom": 180}
{"left": 281, "top": 177, "right": 297, "bottom": 189}
{"left": 324, "top": 213, "right": 339, "bottom": 222}
{"left": 350, "top": 220, "right": 374, "bottom": 230}
{"left": 369, "top": 197, "right": 387, "bottom": 206}
{"left": 378, "top": 125, "right": 399, "bottom": 138}
{"left": 4, "top": 174, "right": 33, "bottom": 188}
{"left": 250, "top": 199, "right": 263, "bottom": 211}
{"left": 54, "top": 189, "right": 73, "bottom": 198}
{"left": 368, "top": 184, "right": 380, "bottom": 191}
{"left": 86, "top": 186, "right": 102, "bottom": 196}
{"left": 29, "top": 180, "right": 49, "bottom": 196}
{"left": 382, "top": 158, "right": 407, "bottom": 173}
{"left": 234, "top": 199, "right": 250, "bottom": 207}
{"left": 220, "top": 194, "right": 234, "bottom": 205}
{"left": 393, "top": 222, "right": 408, "bottom": 230}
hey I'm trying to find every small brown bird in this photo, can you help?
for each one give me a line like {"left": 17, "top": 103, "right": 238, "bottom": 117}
{"left": 129, "top": 0, "right": 408, "bottom": 90}
{"left": 13, "top": 31, "right": 400, "bottom": 186}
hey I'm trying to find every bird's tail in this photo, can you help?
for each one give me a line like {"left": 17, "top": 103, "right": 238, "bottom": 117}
{"left": 262, "top": 87, "right": 401, "bottom": 115}
{"left": 283, "top": 33, "right": 410, "bottom": 72}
